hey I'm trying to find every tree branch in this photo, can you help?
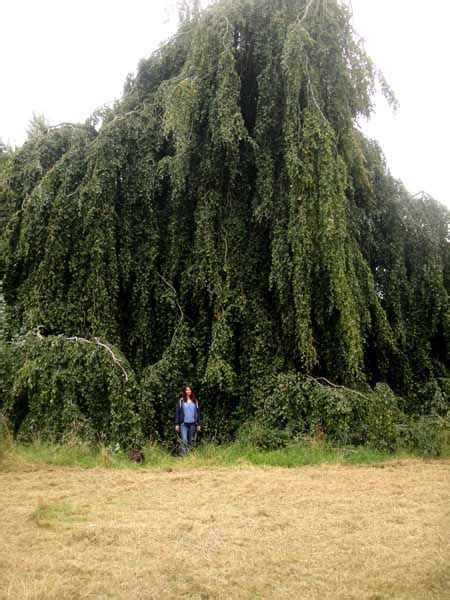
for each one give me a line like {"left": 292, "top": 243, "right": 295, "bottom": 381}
{"left": 297, "top": 0, "right": 316, "bottom": 25}
{"left": 305, "top": 56, "right": 327, "bottom": 123}
{"left": 47, "top": 122, "right": 82, "bottom": 131}
{"left": 32, "top": 330, "right": 129, "bottom": 382}
{"left": 94, "top": 337, "right": 129, "bottom": 382}
{"left": 306, "top": 375, "right": 370, "bottom": 400}
{"left": 157, "top": 272, "right": 186, "bottom": 321}
{"left": 222, "top": 15, "right": 230, "bottom": 50}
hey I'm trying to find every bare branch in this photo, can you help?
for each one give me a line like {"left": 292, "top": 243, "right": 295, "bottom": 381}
{"left": 66, "top": 336, "right": 92, "bottom": 344}
{"left": 94, "top": 338, "right": 129, "bottom": 382}
{"left": 32, "top": 331, "right": 129, "bottom": 382}
{"left": 304, "top": 56, "right": 327, "bottom": 123}
{"left": 297, "top": 0, "right": 316, "bottom": 25}
{"left": 222, "top": 15, "right": 230, "bottom": 50}
{"left": 47, "top": 122, "right": 81, "bottom": 131}
{"left": 157, "top": 272, "right": 186, "bottom": 321}
{"left": 146, "top": 320, "right": 182, "bottom": 371}
{"left": 307, "top": 375, "right": 370, "bottom": 400}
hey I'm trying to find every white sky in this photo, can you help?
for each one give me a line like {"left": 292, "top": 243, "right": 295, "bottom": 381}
{"left": 1, "top": 0, "right": 449, "bottom": 209}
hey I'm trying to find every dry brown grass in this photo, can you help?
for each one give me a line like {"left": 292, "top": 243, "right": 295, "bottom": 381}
{"left": 0, "top": 460, "right": 449, "bottom": 599}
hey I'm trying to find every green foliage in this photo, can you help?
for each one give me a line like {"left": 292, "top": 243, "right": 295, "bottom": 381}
{"left": 0, "top": 141, "right": 14, "bottom": 273}
{"left": 0, "top": 139, "right": 12, "bottom": 182}
{"left": 0, "top": 0, "right": 448, "bottom": 444}
{"left": 140, "top": 320, "right": 193, "bottom": 440}
{"left": 2, "top": 333, "right": 144, "bottom": 449}
{"left": 405, "top": 379, "right": 450, "bottom": 416}
{"left": 251, "top": 373, "right": 401, "bottom": 450}
{"left": 0, "top": 415, "right": 14, "bottom": 466}
{"left": 31, "top": 499, "right": 81, "bottom": 528}
{"left": 396, "top": 415, "right": 450, "bottom": 457}
{"left": 247, "top": 372, "right": 449, "bottom": 455}
{"left": 26, "top": 113, "right": 50, "bottom": 140}
{"left": 237, "top": 420, "right": 291, "bottom": 450}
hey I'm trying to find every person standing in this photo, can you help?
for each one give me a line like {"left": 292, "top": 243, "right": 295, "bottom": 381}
{"left": 175, "top": 385, "right": 201, "bottom": 454}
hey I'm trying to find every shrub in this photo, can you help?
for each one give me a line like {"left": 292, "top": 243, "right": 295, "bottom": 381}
{"left": 396, "top": 415, "right": 450, "bottom": 457}
{"left": 251, "top": 373, "right": 401, "bottom": 451}
{"left": 2, "top": 333, "right": 144, "bottom": 450}
{"left": 237, "top": 420, "right": 291, "bottom": 450}
{"left": 405, "top": 380, "right": 450, "bottom": 416}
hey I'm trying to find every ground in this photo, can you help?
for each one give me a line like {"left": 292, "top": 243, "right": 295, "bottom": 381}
{"left": 0, "top": 460, "right": 449, "bottom": 599}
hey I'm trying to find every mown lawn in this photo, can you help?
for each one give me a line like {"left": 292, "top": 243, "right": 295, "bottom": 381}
{"left": 1, "top": 454, "right": 449, "bottom": 599}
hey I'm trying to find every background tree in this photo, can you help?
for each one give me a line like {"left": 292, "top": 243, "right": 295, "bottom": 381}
{"left": 0, "top": 0, "right": 448, "bottom": 444}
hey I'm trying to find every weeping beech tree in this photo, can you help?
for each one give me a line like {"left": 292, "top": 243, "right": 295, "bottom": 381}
{"left": 1, "top": 0, "right": 449, "bottom": 442}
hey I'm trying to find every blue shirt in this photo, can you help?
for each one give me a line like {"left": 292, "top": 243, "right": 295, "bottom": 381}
{"left": 183, "top": 401, "right": 197, "bottom": 424}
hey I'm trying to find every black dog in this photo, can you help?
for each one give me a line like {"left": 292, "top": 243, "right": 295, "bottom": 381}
{"left": 129, "top": 449, "right": 145, "bottom": 463}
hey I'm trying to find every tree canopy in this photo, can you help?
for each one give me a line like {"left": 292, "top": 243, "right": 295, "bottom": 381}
{"left": 1, "top": 0, "right": 449, "bottom": 444}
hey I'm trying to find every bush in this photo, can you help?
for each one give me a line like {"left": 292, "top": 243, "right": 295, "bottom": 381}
{"left": 405, "top": 380, "right": 450, "bottom": 416}
{"left": 310, "top": 382, "right": 400, "bottom": 451}
{"left": 250, "top": 374, "right": 401, "bottom": 451}
{"left": 237, "top": 420, "right": 291, "bottom": 450}
{"left": 396, "top": 415, "right": 450, "bottom": 457}
{"left": 2, "top": 333, "right": 144, "bottom": 450}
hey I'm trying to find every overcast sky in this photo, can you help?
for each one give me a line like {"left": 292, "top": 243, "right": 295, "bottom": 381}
{"left": 1, "top": 0, "right": 449, "bottom": 209}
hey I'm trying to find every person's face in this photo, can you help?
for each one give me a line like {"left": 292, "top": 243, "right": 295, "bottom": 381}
{"left": 185, "top": 386, "right": 192, "bottom": 397}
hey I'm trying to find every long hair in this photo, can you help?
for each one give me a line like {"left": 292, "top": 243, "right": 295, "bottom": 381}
{"left": 182, "top": 385, "right": 198, "bottom": 404}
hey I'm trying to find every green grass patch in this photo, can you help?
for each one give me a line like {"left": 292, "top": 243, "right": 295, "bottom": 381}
{"left": 179, "top": 441, "right": 414, "bottom": 468}
{"left": 4, "top": 437, "right": 448, "bottom": 472}
{"left": 16, "top": 440, "right": 101, "bottom": 468}
{"left": 31, "top": 499, "right": 82, "bottom": 528}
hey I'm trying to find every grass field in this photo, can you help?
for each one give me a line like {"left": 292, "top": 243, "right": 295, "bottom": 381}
{"left": 1, "top": 456, "right": 449, "bottom": 599}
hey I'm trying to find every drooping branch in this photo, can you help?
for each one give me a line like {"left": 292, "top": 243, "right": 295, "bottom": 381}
{"left": 297, "top": 0, "right": 317, "bottom": 25}
{"left": 307, "top": 375, "right": 369, "bottom": 400}
{"left": 305, "top": 56, "right": 327, "bottom": 123}
{"left": 157, "top": 272, "right": 186, "bottom": 321}
{"left": 94, "top": 337, "right": 129, "bottom": 382}
{"left": 222, "top": 15, "right": 230, "bottom": 49}
{"left": 31, "top": 330, "right": 129, "bottom": 382}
